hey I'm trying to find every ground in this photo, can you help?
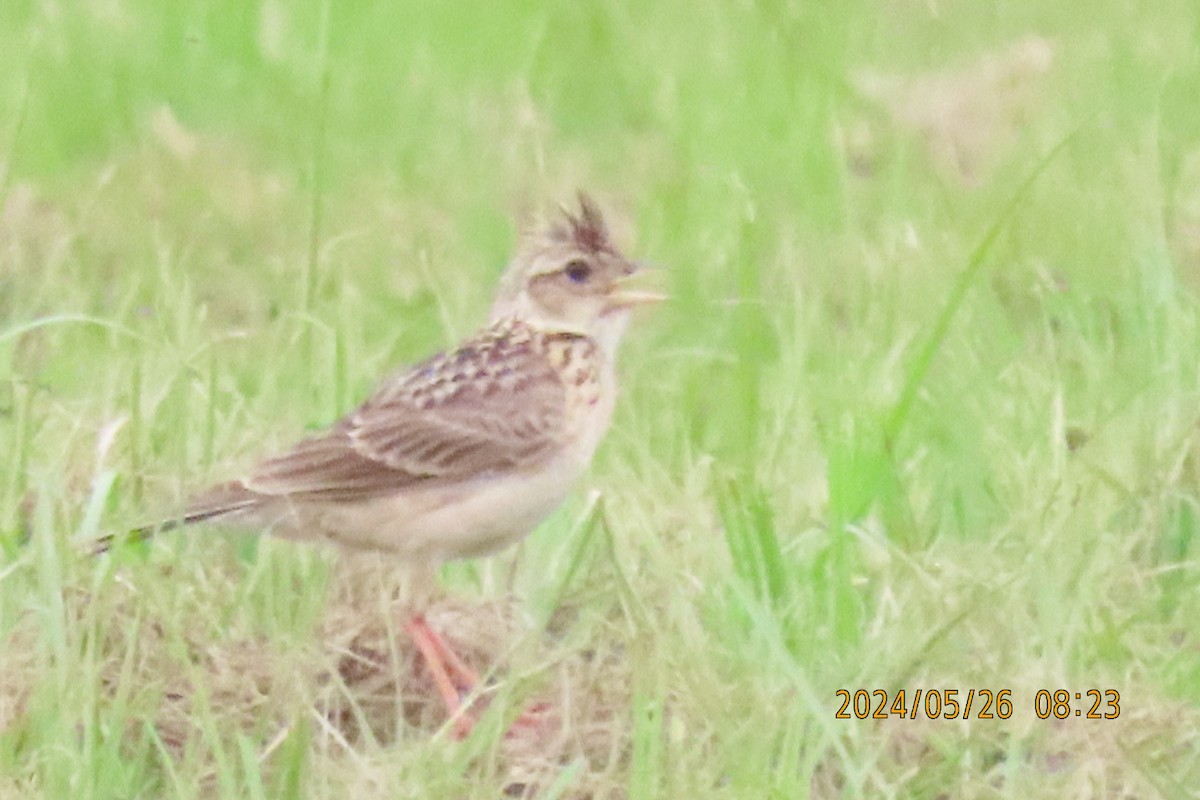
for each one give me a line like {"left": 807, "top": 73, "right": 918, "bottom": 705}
{"left": 1, "top": 1, "right": 1199, "bottom": 798}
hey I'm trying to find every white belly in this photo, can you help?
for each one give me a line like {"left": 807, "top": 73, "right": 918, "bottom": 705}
{"left": 294, "top": 453, "right": 588, "bottom": 561}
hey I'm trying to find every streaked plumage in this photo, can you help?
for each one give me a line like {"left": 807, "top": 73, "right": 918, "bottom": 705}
{"left": 98, "top": 194, "right": 660, "bottom": 563}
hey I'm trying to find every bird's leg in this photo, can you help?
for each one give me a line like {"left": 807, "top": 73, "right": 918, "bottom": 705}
{"left": 405, "top": 614, "right": 480, "bottom": 738}
{"left": 402, "top": 567, "right": 548, "bottom": 740}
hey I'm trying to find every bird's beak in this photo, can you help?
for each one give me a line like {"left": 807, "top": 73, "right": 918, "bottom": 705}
{"left": 606, "top": 266, "right": 668, "bottom": 310}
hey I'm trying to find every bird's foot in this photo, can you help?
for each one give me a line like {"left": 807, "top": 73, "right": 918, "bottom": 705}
{"left": 504, "top": 700, "right": 555, "bottom": 740}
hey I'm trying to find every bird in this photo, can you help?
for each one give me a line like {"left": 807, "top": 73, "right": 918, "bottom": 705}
{"left": 95, "top": 193, "right": 663, "bottom": 736}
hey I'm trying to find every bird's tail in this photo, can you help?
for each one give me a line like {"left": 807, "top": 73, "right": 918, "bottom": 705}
{"left": 91, "top": 481, "right": 262, "bottom": 554}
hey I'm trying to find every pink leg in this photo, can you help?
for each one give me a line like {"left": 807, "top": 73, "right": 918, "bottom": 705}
{"left": 405, "top": 614, "right": 479, "bottom": 738}
{"left": 405, "top": 614, "right": 552, "bottom": 740}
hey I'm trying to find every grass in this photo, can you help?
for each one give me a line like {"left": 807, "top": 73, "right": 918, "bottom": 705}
{"left": 2, "top": 0, "right": 1200, "bottom": 797}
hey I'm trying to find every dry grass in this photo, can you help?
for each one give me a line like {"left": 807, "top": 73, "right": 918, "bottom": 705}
{"left": 0, "top": 548, "right": 645, "bottom": 798}
{"left": 846, "top": 35, "right": 1056, "bottom": 185}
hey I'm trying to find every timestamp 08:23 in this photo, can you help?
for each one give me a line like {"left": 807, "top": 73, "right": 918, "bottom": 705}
{"left": 835, "top": 689, "right": 1121, "bottom": 721}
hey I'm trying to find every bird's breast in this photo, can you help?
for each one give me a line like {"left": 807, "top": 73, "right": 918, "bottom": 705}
{"left": 545, "top": 336, "right": 616, "bottom": 463}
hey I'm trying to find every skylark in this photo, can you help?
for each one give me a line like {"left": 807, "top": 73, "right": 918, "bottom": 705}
{"left": 98, "top": 194, "right": 662, "bottom": 735}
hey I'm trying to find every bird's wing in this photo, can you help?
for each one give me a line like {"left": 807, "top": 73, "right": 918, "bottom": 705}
{"left": 206, "top": 326, "right": 568, "bottom": 507}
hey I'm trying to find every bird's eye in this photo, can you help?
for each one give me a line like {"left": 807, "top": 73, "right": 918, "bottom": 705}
{"left": 564, "top": 259, "right": 592, "bottom": 284}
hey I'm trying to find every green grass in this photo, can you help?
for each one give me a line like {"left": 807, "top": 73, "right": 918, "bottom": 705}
{"left": 3, "top": 0, "right": 1200, "bottom": 797}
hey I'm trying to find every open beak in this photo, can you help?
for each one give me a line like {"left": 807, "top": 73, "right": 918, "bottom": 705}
{"left": 606, "top": 267, "right": 668, "bottom": 310}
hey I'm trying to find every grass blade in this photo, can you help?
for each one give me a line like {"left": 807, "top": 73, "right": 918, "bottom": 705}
{"left": 884, "top": 128, "right": 1082, "bottom": 445}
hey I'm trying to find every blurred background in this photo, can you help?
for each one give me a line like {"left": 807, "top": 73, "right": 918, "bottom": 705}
{"left": 2, "top": 1, "right": 1200, "bottom": 797}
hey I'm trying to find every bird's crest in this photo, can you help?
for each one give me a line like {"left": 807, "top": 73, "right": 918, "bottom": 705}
{"left": 547, "top": 192, "right": 613, "bottom": 254}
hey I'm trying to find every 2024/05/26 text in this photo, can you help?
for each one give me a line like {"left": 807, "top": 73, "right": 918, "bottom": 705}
{"left": 835, "top": 689, "right": 1121, "bottom": 720}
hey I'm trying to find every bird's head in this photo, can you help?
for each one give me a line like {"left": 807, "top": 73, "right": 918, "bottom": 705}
{"left": 491, "top": 194, "right": 663, "bottom": 348}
